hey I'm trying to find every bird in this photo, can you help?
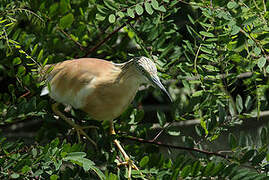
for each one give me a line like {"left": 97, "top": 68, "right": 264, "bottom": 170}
{"left": 40, "top": 56, "right": 172, "bottom": 179}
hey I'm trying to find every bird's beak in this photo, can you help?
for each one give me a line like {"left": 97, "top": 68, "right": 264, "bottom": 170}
{"left": 150, "top": 75, "right": 173, "bottom": 102}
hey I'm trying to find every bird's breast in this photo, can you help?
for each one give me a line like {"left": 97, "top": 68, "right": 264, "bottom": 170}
{"left": 81, "top": 76, "right": 141, "bottom": 121}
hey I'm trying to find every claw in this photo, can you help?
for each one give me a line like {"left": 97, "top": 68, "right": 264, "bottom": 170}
{"left": 110, "top": 121, "right": 145, "bottom": 179}
{"left": 52, "top": 103, "right": 97, "bottom": 148}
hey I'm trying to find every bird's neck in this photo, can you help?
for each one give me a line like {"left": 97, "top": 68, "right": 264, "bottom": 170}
{"left": 116, "top": 60, "right": 145, "bottom": 85}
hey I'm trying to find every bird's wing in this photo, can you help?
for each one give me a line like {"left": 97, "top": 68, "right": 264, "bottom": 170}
{"left": 39, "top": 58, "right": 120, "bottom": 108}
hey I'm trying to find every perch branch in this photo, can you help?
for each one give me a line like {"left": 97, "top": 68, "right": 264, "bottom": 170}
{"left": 122, "top": 135, "right": 230, "bottom": 159}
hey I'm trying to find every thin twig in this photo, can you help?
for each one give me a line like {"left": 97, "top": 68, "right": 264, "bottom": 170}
{"left": 83, "top": 14, "right": 140, "bottom": 58}
{"left": 122, "top": 135, "right": 230, "bottom": 159}
{"left": 83, "top": 19, "right": 132, "bottom": 57}
{"left": 82, "top": 24, "right": 124, "bottom": 57}
{"left": 151, "top": 121, "right": 173, "bottom": 142}
{"left": 57, "top": 27, "right": 85, "bottom": 51}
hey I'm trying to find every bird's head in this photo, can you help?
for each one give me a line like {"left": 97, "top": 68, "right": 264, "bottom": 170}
{"left": 132, "top": 56, "right": 172, "bottom": 101}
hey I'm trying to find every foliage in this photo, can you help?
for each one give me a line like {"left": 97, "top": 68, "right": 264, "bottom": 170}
{"left": 0, "top": 0, "right": 269, "bottom": 179}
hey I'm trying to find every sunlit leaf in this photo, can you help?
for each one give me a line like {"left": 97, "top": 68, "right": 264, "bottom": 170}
{"left": 135, "top": 4, "right": 144, "bottom": 15}
{"left": 59, "top": 13, "right": 74, "bottom": 28}
{"left": 127, "top": 8, "right": 135, "bottom": 18}
{"left": 12, "top": 57, "right": 21, "bottom": 65}
{"left": 108, "top": 14, "right": 116, "bottom": 23}
{"left": 199, "top": 31, "right": 214, "bottom": 37}
{"left": 236, "top": 94, "right": 243, "bottom": 114}
{"left": 227, "top": 1, "right": 238, "bottom": 9}
{"left": 151, "top": 0, "right": 159, "bottom": 10}
{"left": 139, "top": 156, "right": 149, "bottom": 167}
{"left": 257, "top": 56, "right": 266, "bottom": 69}
{"left": 145, "top": 2, "right": 153, "bottom": 15}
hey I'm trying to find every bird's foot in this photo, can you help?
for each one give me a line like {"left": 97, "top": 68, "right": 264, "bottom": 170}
{"left": 116, "top": 153, "right": 145, "bottom": 179}
{"left": 72, "top": 124, "right": 98, "bottom": 148}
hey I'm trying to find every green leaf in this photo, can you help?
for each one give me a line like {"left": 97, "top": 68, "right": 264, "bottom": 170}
{"left": 11, "top": 173, "right": 20, "bottom": 179}
{"left": 218, "top": 104, "right": 225, "bottom": 123}
{"left": 244, "top": 95, "right": 253, "bottom": 111}
{"left": 181, "top": 165, "right": 191, "bottom": 178}
{"left": 145, "top": 2, "right": 153, "bottom": 15}
{"left": 241, "top": 150, "right": 255, "bottom": 163}
{"left": 227, "top": 1, "right": 238, "bottom": 9}
{"left": 236, "top": 94, "right": 243, "bottom": 114}
{"left": 252, "top": 152, "right": 266, "bottom": 165}
{"left": 203, "top": 162, "right": 215, "bottom": 176}
{"left": 12, "top": 57, "right": 21, "bottom": 65}
{"left": 96, "top": 14, "right": 106, "bottom": 21}
{"left": 60, "top": 0, "right": 70, "bottom": 14}
{"left": 49, "top": 3, "right": 59, "bottom": 17}
{"left": 63, "top": 152, "right": 105, "bottom": 180}
{"left": 211, "top": 162, "right": 225, "bottom": 176}
{"left": 31, "top": 44, "right": 39, "bottom": 56}
{"left": 195, "top": 125, "right": 204, "bottom": 136}
{"left": 157, "top": 111, "right": 166, "bottom": 127}
{"left": 82, "top": 158, "right": 95, "bottom": 171}
{"left": 108, "top": 14, "right": 116, "bottom": 23}
{"left": 32, "top": 148, "right": 37, "bottom": 158}
{"left": 253, "top": 46, "right": 261, "bottom": 56}
{"left": 65, "top": 152, "right": 86, "bottom": 158}
{"left": 199, "top": 31, "right": 214, "bottom": 37}
{"left": 135, "top": 4, "right": 144, "bottom": 15}
{"left": 200, "top": 118, "right": 208, "bottom": 135}
{"left": 191, "top": 161, "right": 201, "bottom": 176}
{"left": 139, "top": 156, "right": 149, "bottom": 167}
{"left": 103, "top": 0, "right": 118, "bottom": 11}
{"left": 59, "top": 13, "right": 74, "bottom": 28}
{"left": 200, "top": 46, "right": 212, "bottom": 54}
{"left": 167, "top": 130, "right": 180, "bottom": 136}
{"left": 231, "top": 25, "right": 240, "bottom": 35}
{"left": 266, "top": 65, "right": 269, "bottom": 73}
{"left": 243, "top": 16, "right": 257, "bottom": 26}
{"left": 108, "top": 173, "right": 117, "bottom": 180}
{"left": 50, "top": 174, "right": 59, "bottom": 180}
{"left": 228, "top": 133, "right": 238, "bottom": 149}
{"left": 222, "top": 163, "right": 238, "bottom": 177}
{"left": 248, "top": 39, "right": 254, "bottom": 46}
{"left": 260, "top": 127, "right": 267, "bottom": 146}
{"left": 97, "top": 5, "right": 109, "bottom": 14}
{"left": 37, "top": 49, "right": 43, "bottom": 62}
{"left": 127, "top": 8, "right": 135, "bottom": 18}
{"left": 231, "top": 169, "right": 249, "bottom": 180}
{"left": 257, "top": 57, "right": 266, "bottom": 69}
{"left": 203, "top": 65, "right": 218, "bottom": 72}
{"left": 17, "top": 66, "right": 26, "bottom": 77}
{"left": 157, "top": 5, "right": 166, "bottom": 12}
{"left": 229, "top": 101, "right": 236, "bottom": 116}
{"left": 187, "top": 14, "right": 195, "bottom": 25}
{"left": 151, "top": 0, "right": 159, "bottom": 10}
{"left": 21, "top": 165, "right": 31, "bottom": 174}
{"left": 116, "top": 11, "right": 125, "bottom": 18}
{"left": 192, "top": 90, "right": 203, "bottom": 97}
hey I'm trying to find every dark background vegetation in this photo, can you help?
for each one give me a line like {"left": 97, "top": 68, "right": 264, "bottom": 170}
{"left": 0, "top": 0, "right": 269, "bottom": 179}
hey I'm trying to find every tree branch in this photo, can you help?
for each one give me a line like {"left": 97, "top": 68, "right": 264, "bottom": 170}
{"left": 122, "top": 135, "right": 230, "bottom": 159}
{"left": 57, "top": 27, "right": 85, "bottom": 52}
{"left": 83, "top": 16, "right": 139, "bottom": 58}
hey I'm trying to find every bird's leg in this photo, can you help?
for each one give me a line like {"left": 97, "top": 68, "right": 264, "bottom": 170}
{"left": 51, "top": 103, "right": 97, "bottom": 147}
{"left": 110, "top": 121, "right": 144, "bottom": 179}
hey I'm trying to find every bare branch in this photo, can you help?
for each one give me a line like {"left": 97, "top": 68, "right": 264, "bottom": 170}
{"left": 122, "top": 135, "right": 230, "bottom": 159}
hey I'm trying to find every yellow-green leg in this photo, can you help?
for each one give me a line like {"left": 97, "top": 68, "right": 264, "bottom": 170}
{"left": 110, "top": 121, "right": 145, "bottom": 179}
{"left": 52, "top": 103, "right": 97, "bottom": 147}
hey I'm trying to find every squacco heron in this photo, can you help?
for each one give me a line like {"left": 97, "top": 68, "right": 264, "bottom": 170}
{"left": 40, "top": 56, "right": 171, "bottom": 178}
